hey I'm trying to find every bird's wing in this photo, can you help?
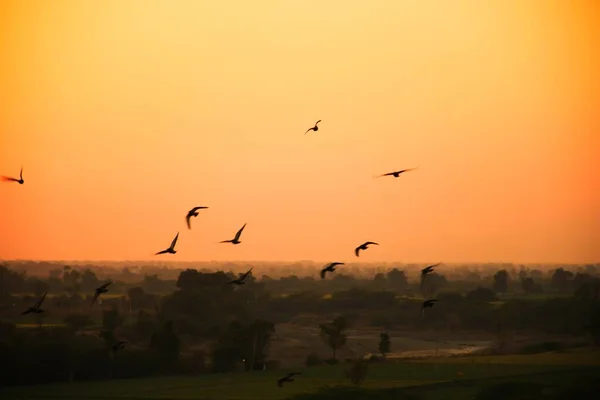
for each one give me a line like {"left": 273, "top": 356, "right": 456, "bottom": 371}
{"left": 241, "top": 268, "right": 253, "bottom": 280}
{"left": 35, "top": 292, "right": 48, "bottom": 308}
{"left": 99, "top": 280, "right": 113, "bottom": 290}
{"left": 354, "top": 247, "right": 360, "bottom": 257}
{"left": 304, "top": 128, "right": 313, "bottom": 134}
{"left": 1, "top": 176, "right": 18, "bottom": 182}
{"left": 315, "top": 120, "right": 321, "bottom": 125}
{"left": 379, "top": 172, "right": 394, "bottom": 177}
{"left": 234, "top": 223, "right": 247, "bottom": 240}
{"left": 429, "top": 262, "right": 441, "bottom": 268}
{"left": 191, "top": 206, "right": 208, "bottom": 212}
{"left": 320, "top": 268, "right": 327, "bottom": 279}
{"left": 155, "top": 249, "right": 168, "bottom": 255}
{"left": 186, "top": 215, "right": 192, "bottom": 230}
{"left": 20, "top": 166, "right": 23, "bottom": 179}
{"left": 170, "top": 232, "right": 179, "bottom": 249}
{"left": 365, "top": 242, "right": 379, "bottom": 246}
{"left": 90, "top": 292, "right": 100, "bottom": 307}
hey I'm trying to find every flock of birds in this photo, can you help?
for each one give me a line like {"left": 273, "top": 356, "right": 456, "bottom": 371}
{"left": 4, "top": 119, "right": 443, "bottom": 387}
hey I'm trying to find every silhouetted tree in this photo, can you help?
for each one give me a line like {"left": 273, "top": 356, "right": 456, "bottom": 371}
{"left": 378, "top": 332, "right": 391, "bottom": 357}
{"left": 346, "top": 358, "right": 369, "bottom": 386}
{"left": 386, "top": 269, "right": 407, "bottom": 291}
{"left": 493, "top": 270, "right": 509, "bottom": 293}
{"left": 319, "top": 316, "right": 348, "bottom": 360}
{"left": 572, "top": 273, "right": 594, "bottom": 294}
{"left": 102, "top": 306, "right": 124, "bottom": 331}
{"left": 80, "top": 269, "right": 100, "bottom": 292}
{"left": 0, "top": 265, "right": 26, "bottom": 297}
{"left": 127, "top": 286, "right": 146, "bottom": 310}
{"left": 210, "top": 319, "right": 275, "bottom": 372}
{"left": 466, "top": 287, "right": 497, "bottom": 302}
{"left": 62, "top": 266, "right": 82, "bottom": 294}
{"left": 551, "top": 268, "right": 573, "bottom": 292}
{"left": 521, "top": 277, "right": 539, "bottom": 294}
{"left": 150, "top": 320, "right": 181, "bottom": 366}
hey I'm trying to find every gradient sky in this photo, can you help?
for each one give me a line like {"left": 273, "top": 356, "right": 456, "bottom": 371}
{"left": 0, "top": 0, "right": 598, "bottom": 264}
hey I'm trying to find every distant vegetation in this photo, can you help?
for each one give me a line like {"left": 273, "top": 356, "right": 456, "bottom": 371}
{"left": 0, "top": 261, "right": 599, "bottom": 389}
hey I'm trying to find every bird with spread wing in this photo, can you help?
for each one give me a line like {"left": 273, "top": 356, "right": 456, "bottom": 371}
{"left": 186, "top": 206, "right": 208, "bottom": 230}
{"left": 155, "top": 232, "right": 179, "bottom": 255}
{"left": 2, "top": 166, "right": 24, "bottom": 184}
{"left": 220, "top": 223, "right": 247, "bottom": 245}
{"left": 320, "top": 262, "right": 345, "bottom": 279}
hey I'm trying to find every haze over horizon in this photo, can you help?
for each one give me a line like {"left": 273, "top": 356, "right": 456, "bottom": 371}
{"left": 1, "top": 0, "right": 598, "bottom": 264}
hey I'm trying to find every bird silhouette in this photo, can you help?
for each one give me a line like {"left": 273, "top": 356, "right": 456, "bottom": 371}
{"left": 355, "top": 241, "right": 379, "bottom": 257}
{"left": 155, "top": 232, "right": 179, "bottom": 255}
{"left": 422, "top": 299, "right": 439, "bottom": 316}
{"left": 320, "top": 262, "right": 345, "bottom": 279}
{"left": 229, "top": 268, "right": 253, "bottom": 285}
{"left": 420, "top": 263, "right": 441, "bottom": 289}
{"left": 22, "top": 292, "right": 47, "bottom": 315}
{"left": 304, "top": 120, "right": 321, "bottom": 134}
{"left": 2, "top": 166, "right": 24, "bottom": 184}
{"left": 186, "top": 206, "right": 209, "bottom": 230}
{"left": 90, "top": 280, "right": 113, "bottom": 307}
{"left": 377, "top": 167, "right": 418, "bottom": 178}
{"left": 278, "top": 372, "right": 302, "bottom": 387}
{"left": 220, "top": 223, "right": 246, "bottom": 245}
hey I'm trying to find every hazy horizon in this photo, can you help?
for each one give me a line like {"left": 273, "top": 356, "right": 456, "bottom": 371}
{"left": 1, "top": 258, "right": 596, "bottom": 267}
{"left": 1, "top": 0, "right": 598, "bottom": 264}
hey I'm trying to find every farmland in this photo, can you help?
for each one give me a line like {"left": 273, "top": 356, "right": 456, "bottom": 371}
{"left": 2, "top": 349, "right": 599, "bottom": 400}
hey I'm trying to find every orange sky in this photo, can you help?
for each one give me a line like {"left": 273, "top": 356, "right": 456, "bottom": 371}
{"left": 0, "top": 0, "right": 598, "bottom": 264}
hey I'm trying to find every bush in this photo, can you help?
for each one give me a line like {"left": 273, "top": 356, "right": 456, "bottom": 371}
{"left": 345, "top": 359, "right": 370, "bottom": 386}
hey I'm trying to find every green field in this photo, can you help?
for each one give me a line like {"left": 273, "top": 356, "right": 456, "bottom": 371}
{"left": 2, "top": 349, "right": 599, "bottom": 400}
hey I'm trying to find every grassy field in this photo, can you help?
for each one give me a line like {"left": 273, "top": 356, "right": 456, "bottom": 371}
{"left": 2, "top": 348, "right": 599, "bottom": 400}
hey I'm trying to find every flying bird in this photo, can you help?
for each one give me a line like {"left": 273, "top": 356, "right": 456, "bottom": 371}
{"left": 220, "top": 223, "right": 246, "bottom": 245}
{"left": 229, "top": 268, "right": 253, "bottom": 285}
{"left": 278, "top": 372, "right": 302, "bottom": 387}
{"left": 320, "top": 262, "right": 345, "bottom": 279}
{"left": 377, "top": 167, "right": 418, "bottom": 178}
{"left": 22, "top": 292, "right": 47, "bottom": 315}
{"left": 304, "top": 120, "right": 321, "bottom": 134}
{"left": 355, "top": 241, "right": 379, "bottom": 257}
{"left": 155, "top": 232, "right": 179, "bottom": 255}
{"left": 186, "top": 206, "right": 209, "bottom": 230}
{"left": 2, "top": 166, "right": 24, "bottom": 184}
{"left": 90, "top": 280, "right": 113, "bottom": 307}
{"left": 422, "top": 299, "right": 439, "bottom": 316}
{"left": 420, "top": 263, "right": 441, "bottom": 289}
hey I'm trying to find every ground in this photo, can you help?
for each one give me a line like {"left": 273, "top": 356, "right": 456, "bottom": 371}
{"left": 2, "top": 348, "right": 599, "bottom": 400}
